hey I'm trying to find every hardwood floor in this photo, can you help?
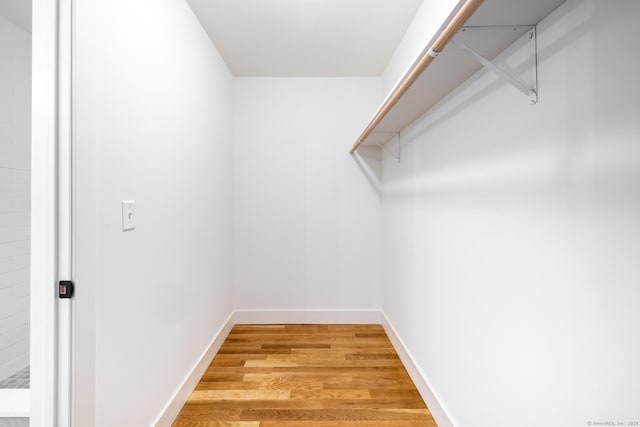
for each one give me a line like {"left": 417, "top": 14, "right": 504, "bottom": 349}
{"left": 172, "top": 324, "right": 437, "bottom": 427}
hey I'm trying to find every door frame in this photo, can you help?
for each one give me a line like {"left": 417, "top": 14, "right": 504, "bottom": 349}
{"left": 31, "top": 0, "right": 59, "bottom": 422}
{"left": 31, "top": 0, "right": 74, "bottom": 425}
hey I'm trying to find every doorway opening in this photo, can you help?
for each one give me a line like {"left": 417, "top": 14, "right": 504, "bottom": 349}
{"left": 0, "top": 1, "right": 32, "bottom": 425}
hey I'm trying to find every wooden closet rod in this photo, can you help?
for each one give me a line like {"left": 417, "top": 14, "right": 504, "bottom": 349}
{"left": 350, "top": 0, "right": 484, "bottom": 154}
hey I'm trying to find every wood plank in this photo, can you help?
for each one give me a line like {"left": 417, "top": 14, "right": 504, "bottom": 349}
{"left": 173, "top": 419, "right": 258, "bottom": 427}
{"left": 190, "top": 390, "right": 290, "bottom": 401}
{"left": 195, "top": 380, "right": 324, "bottom": 392}
{"left": 180, "top": 397, "right": 428, "bottom": 411}
{"left": 239, "top": 408, "right": 431, "bottom": 421}
{"left": 260, "top": 422, "right": 435, "bottom": 427}
{"left": 289, "top": 389, "right": 371, "bottom": 400}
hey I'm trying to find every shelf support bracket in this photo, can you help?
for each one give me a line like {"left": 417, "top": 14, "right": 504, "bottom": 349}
{"left": 373, "top": 132, "right": 401, "bottom": 162}
{"left": 452, "top": 26, "right": 538, "bottom": 104}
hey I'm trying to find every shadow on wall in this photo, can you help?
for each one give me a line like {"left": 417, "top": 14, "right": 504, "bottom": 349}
{"left": 351, "top": 145, "right": 383, "bottom": 198}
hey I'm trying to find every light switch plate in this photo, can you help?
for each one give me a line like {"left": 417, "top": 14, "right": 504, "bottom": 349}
{"left": 122, "top": 200, "right": 135, "bottom": 231}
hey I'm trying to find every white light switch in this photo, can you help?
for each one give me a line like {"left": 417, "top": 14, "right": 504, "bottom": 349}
{"left": 122, "top": 200, "right": 135, "bottom": 231}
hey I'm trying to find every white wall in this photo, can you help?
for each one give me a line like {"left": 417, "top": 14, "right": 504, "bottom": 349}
{"left": 381, "top": 1, "right": 640, "bottom": 426}
{"left": 0, "top": 15, "right": 30, "bottom": 383}
{"left": 233, "top": 78, "right": 383, "bottom": 314}
{"left": 74, "top": 0, "right": 234, "bottom": 425}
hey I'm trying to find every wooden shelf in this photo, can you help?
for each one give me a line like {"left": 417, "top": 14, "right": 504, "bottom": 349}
{"left": 351, "top": 0, "right": 567, "bottom": 153}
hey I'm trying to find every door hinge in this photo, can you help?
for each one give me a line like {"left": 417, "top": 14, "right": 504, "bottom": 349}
{"left": 59, "top": 280, "right": 75, "bottom": 299}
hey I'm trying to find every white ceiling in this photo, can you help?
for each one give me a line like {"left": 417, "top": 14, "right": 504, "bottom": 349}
{"left": 0, "top": 0, "right": 31, "bottom": 32}
{"left": 186, "top": 0, "right": 423, "bottom": 77}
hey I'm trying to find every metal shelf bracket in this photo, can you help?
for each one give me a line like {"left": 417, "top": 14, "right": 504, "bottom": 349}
{"left": 453, "top": 25, "right": 538, "bottom": 104}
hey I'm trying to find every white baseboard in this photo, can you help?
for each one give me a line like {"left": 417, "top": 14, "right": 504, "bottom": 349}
{"left": 153, "top": 311, "right": 236, "bottom": 427}
{"left": 381, "top": 313, "right": 455, "bottom": 427}
{"left": 234, "top": 309, "right": 383, "bottom": 325}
